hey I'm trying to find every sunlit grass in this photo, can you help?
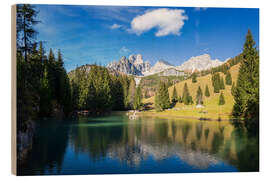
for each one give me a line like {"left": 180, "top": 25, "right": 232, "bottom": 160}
{"left": 141, "top": 64, "right": 240, "bottom": 120}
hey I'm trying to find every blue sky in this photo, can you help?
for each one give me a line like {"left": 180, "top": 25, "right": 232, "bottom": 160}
{"left": 34, "top": 5, "right": 259, "bottom": 72}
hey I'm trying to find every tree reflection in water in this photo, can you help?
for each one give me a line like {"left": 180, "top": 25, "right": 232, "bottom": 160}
{"left": 18, "top": 113, "right": 259, "bottom": 175}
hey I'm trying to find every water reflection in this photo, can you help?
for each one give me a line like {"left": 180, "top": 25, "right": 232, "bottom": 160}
{"left": 18, "top": 113, "right": 259, "bottom": 175}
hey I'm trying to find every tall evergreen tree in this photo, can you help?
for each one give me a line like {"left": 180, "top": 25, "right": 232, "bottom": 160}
{"left": 155, "top": 91, "right": 162, "bottom": 112}
{"left": 205, "top": 85, "right": 210, "bottom": 97}
{"left": 231, "top": 82, "right": 236, "bottom": 96}
{"left": 220, "top": 76, "right": 225, "bottom": 90}
{"left": 232, "top": 30, "right": 259, "bottom": 122}
{"left": 192, "top": 73, "right": 197, "bottom": 83}
{"left": 196, "top": 86, "right": 203, "bottom": 105}
{"left": 171, "top": 86, "right": 178, "bottom": 103}
{"left": 212, "top": 73, "right": 221, "bottom": 93}
{"left": 159, "top": 82, "right": 171, "bottom": 109}
{"left": 121, "top": 76, "right": 130, "bottom": 109}
{"left": 219, "top": 92, "right": 225, "bottom": 105}
{"left": 155, "top": 81, "right": 170, "bottom": 111}
{"left": 128, "top": 78, "right": 136, "bottom": 109}
{"left": 182, "top": 83, "right": 192, "bottom": 105}
{"left": 225, "top": 71, "right": 232, "bottom": 85}
{"left": 133, "top": 86, "right": 142, "bottom": 110}
{"left": 39, "top": 66, "right": 52, "bottom": 116}
{"left": 16, "top": 4, "right": 39, "bottom": 62}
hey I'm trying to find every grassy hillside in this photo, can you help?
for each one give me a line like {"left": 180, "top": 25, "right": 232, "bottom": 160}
{"left": 142, "top": 63, "right": 240, "bottom": 120}
{"left": 140, "top": 73, "right": 186, "bottom": 97}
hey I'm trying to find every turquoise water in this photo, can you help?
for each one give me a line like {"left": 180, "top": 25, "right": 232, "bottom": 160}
{"left": 18, "top": 112, "right": 259, "bottom": 175}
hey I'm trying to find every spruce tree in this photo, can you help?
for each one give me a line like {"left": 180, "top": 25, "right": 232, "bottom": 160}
{"left": 16, "top": 4, "right": 39, "bottom": 62}
{"left": 128, "top": 78, "right": 136, "bottom": 109}
{"left": 225, "top": 71, "right": 232, "bottom": 85}
{"left": 212, "top": 73, "right": 220, "bottom": 93}
{"left": 133, "top": 86, "right": 142, "bottom": 110}
{"left": 205, "top": 85, "right": 210, "bottom": 97}
{"left": 171, "top": 86, "right": 178, "bottom": 103}
{"left": 188, "top": 96, "right": 194, "bottom": 104}
{"left": 231, "top": 82, "right": 235, "bottom": 96}
{"left": 220, "top": 76, "right": 225, "bottom": 90}
{"left": 182, "top": 83, "right": 191, "bottom": 105}
{"left": 219, "top": 92, "right": 225, "bottom": 105}
{"left": 159, "top": 82, "right": 171, "bottom": 109}
{"left": 155, "top": 91, "right": 162, "bottom": 112}
{"left": 192, "top": 73, "right": 197, "bottom": 83}
{"left": 196, "top": 86, "right": 203, "bottom": 105}
{"left": 39, "top": 66, "right": 52, "bottom": 116}
{"left": 232, "top": 30, "right": 259, "bottom": 121}
{"left": 155, "top": 81, "right": 170, "bottom": 111}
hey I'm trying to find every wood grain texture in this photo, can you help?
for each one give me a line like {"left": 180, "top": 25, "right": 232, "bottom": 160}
{"left": 11, "top": 4, "right": 17, "bottom": 175}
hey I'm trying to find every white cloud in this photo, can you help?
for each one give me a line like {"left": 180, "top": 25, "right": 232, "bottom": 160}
{"left": 129, "top": 8, "right": 188, "bottom": 37}
{"left": 119, "top": 46, "right": 131, "bottom": 54}
{"left": 110, "top": 23, "right": 122, "bottom": 29}
{"left": 194, "top": 7, "right": 207, "bottom": 11}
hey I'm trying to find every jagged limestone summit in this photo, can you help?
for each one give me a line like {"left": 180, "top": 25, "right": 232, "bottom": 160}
{"left": 107, "top": 53, "right": 224, "bottom": 76}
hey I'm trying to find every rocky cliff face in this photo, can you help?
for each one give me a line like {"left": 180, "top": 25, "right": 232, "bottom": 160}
{"left": 143, "top": 60, "right": 175, "bottom": 76}
{"left": 177, "top": 54, "right": 223, "bottom": 72}
{"left": 107, "top": 53, "right": 223, "bottom": 76}
{"left": 158, "top": 68, "right": 185, "bottom": 77}
{"left": 107, "top": 54, "right": 150, "bottom": 76}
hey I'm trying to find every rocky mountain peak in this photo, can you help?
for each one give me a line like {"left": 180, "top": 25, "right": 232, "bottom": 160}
{"left": 107, "top": 54, "right": 150, "bottom": 76}
{"left": 107, "top": 53, "right": 224, "bottom": 76}
{"left": 134, "top": 54, "right": 143, "bottom": 65}
{"left": 178, "top": 54, "right": 223, "bottom": 72}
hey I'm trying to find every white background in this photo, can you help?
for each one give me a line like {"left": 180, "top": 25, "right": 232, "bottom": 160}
{"left": 0, "top": 0, "right": 269, "bottom": 179}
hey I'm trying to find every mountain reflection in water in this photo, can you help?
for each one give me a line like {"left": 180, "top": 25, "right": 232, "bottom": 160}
{"left": 18, "top": 112, "right": 259, "bottom": 175}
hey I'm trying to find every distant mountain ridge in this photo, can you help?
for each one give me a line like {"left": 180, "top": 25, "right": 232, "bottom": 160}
{"left": 106, "top": 53, "right": 224, "bottom": 76}
{"left": 177, "top": 54, "right": 223, "bottom": 72}
{"left": 107, "top": 54, "right": 150, "bottom": 76}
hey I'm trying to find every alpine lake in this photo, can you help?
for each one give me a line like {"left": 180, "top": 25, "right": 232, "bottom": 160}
{"left": 18, "top": 112, "right": 259, "bottom": 175}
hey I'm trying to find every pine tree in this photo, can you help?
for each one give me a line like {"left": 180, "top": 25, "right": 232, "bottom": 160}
{"left": 121, "top": 76, "right": 130, "bottom": 109}
{"left": 171, "top": 86, "right": 178, "bottom": 103}
{"left": 196, "top": 86, "right": 203, "bottom": 105}
{"left": 225, "top": 71, "right": 232, "bottom": 85}
{"left": 231, "top": 82, "right": 235, "bottom": 96}
{"left": 182, "top": 83, "right": 191, "bottom": 105}
{"left": 219, "top": 92, "right": 225, "bottom": 105}
{"left": 128, "top": 78, "right": 136, "bottom": 109}
{"left": 220, "top": 76, "right": 225, "bottom": 90}
{"left": 232, "top": 30, "right": 259, "bottom": 121}
{"left": 159, "top": 82, "right": 171, "bottom": 109}
{"left": 57, "top": 49, "right": 64, "bottom": 67}
{"left": 155, "top": 81, "right": 170, "bottom": 111}
{"left": 212, "top": 73, "right": 220, "bottom": 93}
{"left": 205, "top": 85, "right": 210, "bottom": 97}
{"left": 16, "top": 4, "right": 39, "bottom": 62}
{"left": 39, "top": 66, "right": 52, "bottom": 116}
{"left": 133, "top": 86, "right": 142, "bottom": 110}
{"left": 155, "top": 91, "right": 162, "bottom": 112}
{"left": 188, "top": 96, "right": 194, "bottom": 104}
{"left": 192, "top": 73, "right": 197, "bottom": 83}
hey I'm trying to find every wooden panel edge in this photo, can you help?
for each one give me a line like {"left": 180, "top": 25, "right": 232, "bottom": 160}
{"left": 11, "top": 4, "right": 17, "bottom": 176}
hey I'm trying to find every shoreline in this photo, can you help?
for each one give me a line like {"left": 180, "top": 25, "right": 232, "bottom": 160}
{"left": 134, "top": 111, "right": 232, "bottom": 121}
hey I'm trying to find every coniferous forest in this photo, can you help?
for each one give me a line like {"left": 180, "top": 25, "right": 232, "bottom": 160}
{"left": 16, "top": 5, "right": 140, "bottom": 133}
